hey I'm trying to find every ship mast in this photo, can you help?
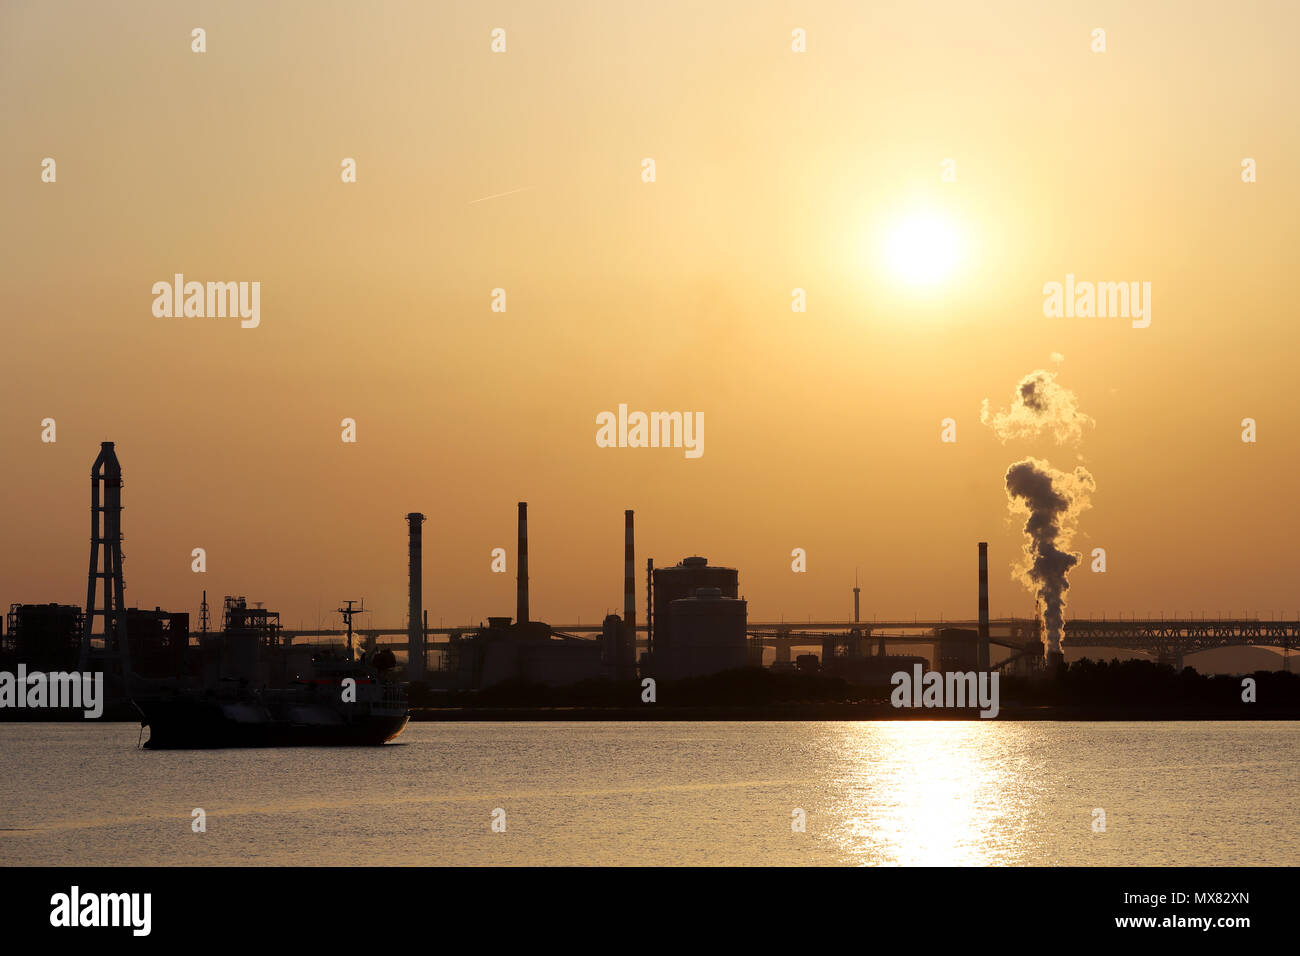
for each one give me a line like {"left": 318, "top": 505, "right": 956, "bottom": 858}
{"left": 337, "top": 599, "right": 366, "bottom": 660}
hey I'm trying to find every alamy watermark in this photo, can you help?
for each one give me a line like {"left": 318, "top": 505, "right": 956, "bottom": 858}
{"left": 0, "top": 666, "right": 103, "bottom": 718}
{"left": 890, "top": 664, "right": 999, "bottom": 718}
{"left": 50, "top": 886, "right": 150, "bottom": 936}
{"left": 595, "top": 404, "right": 704, "bottom": 459}
{"left": 1042, "top": 274, "right": 1151, "bottom": 328}
{"left": 152, "top": 274, "right": 260, "bottom": 328}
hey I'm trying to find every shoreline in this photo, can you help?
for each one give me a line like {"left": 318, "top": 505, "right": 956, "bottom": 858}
{"left": 2, "top": 703, "right": 1296, "bottom": 723}
{"left": 410, "top": 703, "right": 1296, "bottom": 721}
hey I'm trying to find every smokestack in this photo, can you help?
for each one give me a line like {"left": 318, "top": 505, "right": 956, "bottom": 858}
{"left": 624, "top": 511, "right": 635, "bottom": 631}
{"left": 977, "top": 542, "right": 990, "bottom": 671}
{"left": 621, "top": 511, "right": 635, "bottom": 679}
{"left": 407, "top": 513, "right": 425, "bottom": 680}
{"left": 853, "top": 569, "right": 861, "bottom": 625}
{"left": 646, "top": 558, "right": 654, "bottom": 659}
{"left": 517, "top": 502, "right": 529, "bottom": 624}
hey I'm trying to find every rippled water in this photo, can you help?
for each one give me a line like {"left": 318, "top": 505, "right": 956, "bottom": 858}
{"left": 1, "top": 721, "right": 1295, "bottom": 865}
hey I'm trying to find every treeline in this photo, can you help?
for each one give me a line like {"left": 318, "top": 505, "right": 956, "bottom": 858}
{"left": 409, "top": 659, "right": 1300, "bottom": 712}
{"left": 1006, "top": 658, "right": 1300, "bottom": 709}
{"left": 409, "top": 668, "right": 856, "bottom": 708}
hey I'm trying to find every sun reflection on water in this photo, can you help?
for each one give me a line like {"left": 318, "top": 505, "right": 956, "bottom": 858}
{"left": 828, "top": 722, "right": 1041, "bottom": 866}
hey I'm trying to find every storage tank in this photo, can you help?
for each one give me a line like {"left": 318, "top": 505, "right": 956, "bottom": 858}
{"left": 667, "top": 586, "right": 748, "bottom": 679}
{"left": 652, "top": 556, "right": 738, "bottom": 676}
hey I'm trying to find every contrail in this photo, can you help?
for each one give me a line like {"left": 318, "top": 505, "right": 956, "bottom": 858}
{"left": 468, "top": 185, "right": 535, "bottom": 205}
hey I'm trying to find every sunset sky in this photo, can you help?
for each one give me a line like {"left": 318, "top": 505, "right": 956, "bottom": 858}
{"left": 2, "top": 0, "right": 1298, "bottom": 636}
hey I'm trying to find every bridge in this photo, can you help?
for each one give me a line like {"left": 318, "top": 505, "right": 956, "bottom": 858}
{"left": 1063, "top": 618, "right": 1299, "bottom": 669}
{"left": 274, "top": 616, "right": 1298, "bottom": 671}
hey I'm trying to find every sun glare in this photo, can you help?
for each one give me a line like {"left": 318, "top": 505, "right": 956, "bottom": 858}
{"left": 884, "top": 211, "right": 962, "bottom": 287}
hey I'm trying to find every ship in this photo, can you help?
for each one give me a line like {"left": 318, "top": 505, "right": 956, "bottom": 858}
{"left": 133, "top": 596, "right": 409, "bottom": 749}
{"left": 135, "top": 655, "right": 409, "bottom": 749}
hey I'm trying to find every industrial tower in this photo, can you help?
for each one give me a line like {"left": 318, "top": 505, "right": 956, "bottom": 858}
{"left": 79, "top": 442, "right": 132, "bottom": 680}
{"left": 977, "top": 542, "right": 991, "bottom": 671}
{"left": 407, "top": 513, "right": 425, "bottom": 680}
{"left": 853, "top": 569, "right": 861, "bottom": 625}
{"left": 623, "top": 510, "right": 635, "bottom": 674}
{"left": 516, "top": 502, "right": 529, "bottom": 624}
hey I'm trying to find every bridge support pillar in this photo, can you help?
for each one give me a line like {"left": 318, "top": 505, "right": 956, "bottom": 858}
{"left": 774, "top": 642, "right": 792, "bottom": 665}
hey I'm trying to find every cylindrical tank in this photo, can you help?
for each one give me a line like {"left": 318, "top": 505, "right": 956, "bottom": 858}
{"left": 667, "top": 586, "right": 748, "bottom": 679}
{"left": 652, "top": 557, "right": 739, "bottom": 675}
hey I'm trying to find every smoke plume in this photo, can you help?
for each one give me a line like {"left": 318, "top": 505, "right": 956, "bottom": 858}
{"left": 981, "top": 368, "right": 1093, "bottom": 445}
{"left": 1004, "top": 458, "right": 1095, "bottom": 655}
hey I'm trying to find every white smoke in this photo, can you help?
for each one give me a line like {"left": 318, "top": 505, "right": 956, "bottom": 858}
{"left": 1003, "top": 458, "right": 1095, "bottom": 655}
{"left": 981, "top": 368, "right": 1093, "bottom": 445}
{"left": 984, "top": 364, "right": 1095, "bottom": 659}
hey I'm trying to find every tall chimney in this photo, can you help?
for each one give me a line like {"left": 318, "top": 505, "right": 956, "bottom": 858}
{"left": 622, "top": 511, "right": 635, "bottom": 678}
{"left": 623, "top": 511, "right": 635, "bottom": 631}
{"left": 853, "top": 568, "right": 861, "bottom": 625}
{"left": 977, "top": 541, "right": 990, "bottom": 671}
{"left": 645, "top": 557, "right": 654, "bottom": 659}
{"left": 407, "top": 513, "right": 426, "bottom": 680}
{"left": 517, "top": 502, "right": 529, "bottom": 624}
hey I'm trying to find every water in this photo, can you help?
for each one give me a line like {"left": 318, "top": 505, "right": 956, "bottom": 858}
{"left": 1, "top": 721, "right": 1295, "bottom": 866}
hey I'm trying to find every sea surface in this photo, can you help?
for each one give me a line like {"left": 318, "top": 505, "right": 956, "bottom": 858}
{"left": 1, "top": 721, "right": 1296, "bottom": 866}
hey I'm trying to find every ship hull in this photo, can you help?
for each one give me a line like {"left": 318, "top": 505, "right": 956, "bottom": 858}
{"left": 135, "top": 698, "right": 409, "bottom": 749}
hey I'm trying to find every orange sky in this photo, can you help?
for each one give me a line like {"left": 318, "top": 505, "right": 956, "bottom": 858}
{"left": 2, "top": 0, "right": 1298, "bottom": 634}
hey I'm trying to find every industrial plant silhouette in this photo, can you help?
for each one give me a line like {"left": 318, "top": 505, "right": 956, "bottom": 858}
{"left": 3, "top": 442, "right": 1298, "bottom": 723}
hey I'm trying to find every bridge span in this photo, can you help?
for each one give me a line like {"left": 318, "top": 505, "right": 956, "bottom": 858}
{"left": 1063, "top": 618, "right": 1298, "bottom": 669}
{"left": 277, "top": 616, "right": 1298, "bottom": 671}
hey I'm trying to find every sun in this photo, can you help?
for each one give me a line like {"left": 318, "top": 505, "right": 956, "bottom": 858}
{"left": 884, "top": 211, "right": 962, "bottom": 287}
